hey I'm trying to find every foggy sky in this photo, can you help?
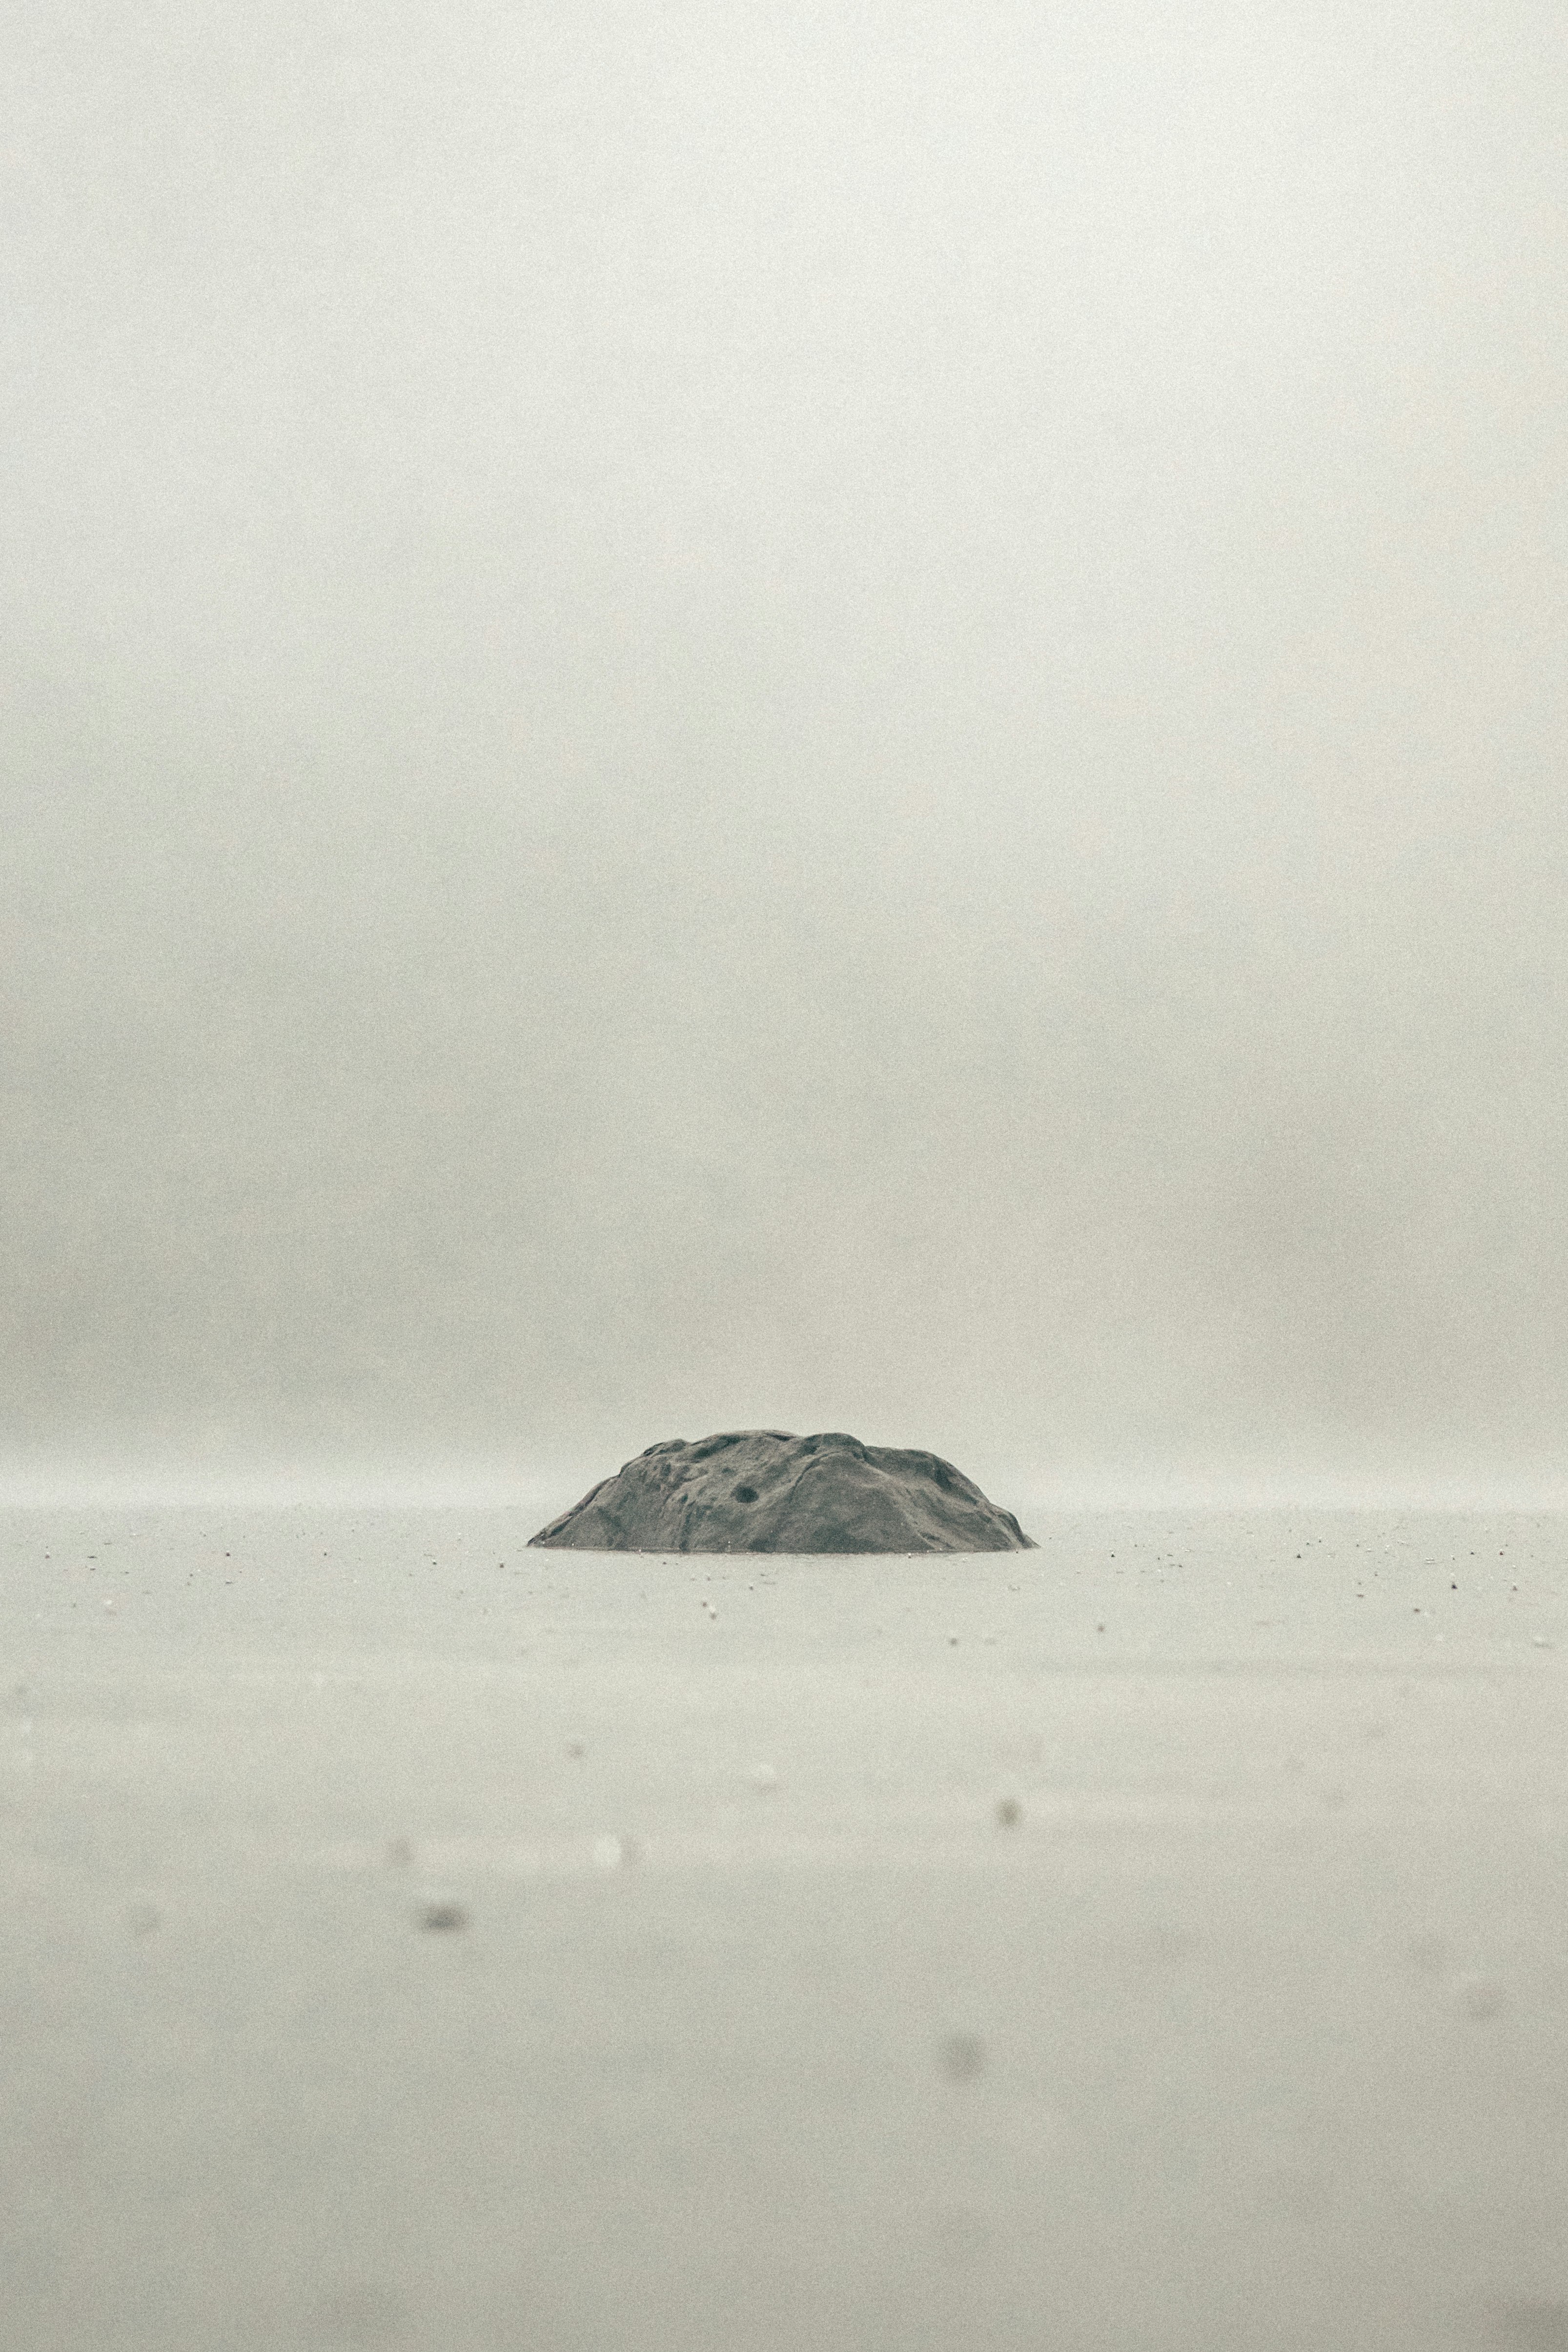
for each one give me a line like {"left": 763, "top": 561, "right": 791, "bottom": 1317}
{"left": 4, "top": 1, "right": 1567, "bottom": 1504}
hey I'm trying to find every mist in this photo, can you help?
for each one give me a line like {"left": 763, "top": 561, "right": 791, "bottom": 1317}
{"left": 4, "top": 0, "right": 1566, "bottom": 1506}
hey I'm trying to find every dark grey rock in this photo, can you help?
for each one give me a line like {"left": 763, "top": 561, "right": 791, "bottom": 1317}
{"left": 529, "top": 1431, "right": 1037, "bottom": 1554}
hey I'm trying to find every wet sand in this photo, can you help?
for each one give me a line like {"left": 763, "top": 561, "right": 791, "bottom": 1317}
{"left": 3, "top": 1508, "right": 1567, "bottom": 2351}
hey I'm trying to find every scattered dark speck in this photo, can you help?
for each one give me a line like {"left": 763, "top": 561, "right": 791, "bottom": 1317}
{"left": 416, "top": 1900, "right": 468, "bottom": 1932}
{"left": 126, "top": 1902, "right": 160, "bottom": 1937}
{"left": 1458, "top": 1976, "right": 1506, "bottom": 2020}
{"left": 385, "top": 1838, "right": 413, "bottom": 1868}
{"left": 995, "top": 1797, "right": 1021, "bottom": 1828}
{"left": 939, "top": 2031, "right": 985, "bottom": 2082}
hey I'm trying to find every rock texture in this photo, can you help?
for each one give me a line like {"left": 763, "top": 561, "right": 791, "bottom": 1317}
{"left": 529, "top": 1431, "right": 1037, "bottom": 1554}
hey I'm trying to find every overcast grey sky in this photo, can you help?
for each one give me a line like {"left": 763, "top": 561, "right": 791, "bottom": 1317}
{"left": 4, "top": 0, "right": 1566, "bottom": 1504}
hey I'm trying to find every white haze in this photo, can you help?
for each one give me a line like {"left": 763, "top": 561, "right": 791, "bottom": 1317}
{"left": 3, "top": 0, "right": 1566, "bottom": 1507}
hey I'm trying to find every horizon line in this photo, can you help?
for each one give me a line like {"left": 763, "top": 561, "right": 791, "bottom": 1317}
{"left": 5, "top": 1473, "right": 1568, "bottom": 1513}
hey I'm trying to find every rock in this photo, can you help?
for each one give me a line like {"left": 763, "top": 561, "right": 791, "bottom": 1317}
{"left": 529, "top": 1431, "right": 1037, "bottom": 1554}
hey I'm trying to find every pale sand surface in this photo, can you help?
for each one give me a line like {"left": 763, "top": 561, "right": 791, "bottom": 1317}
{"left": 3, "top": 1508, "right": 1567, "bottom": 2352}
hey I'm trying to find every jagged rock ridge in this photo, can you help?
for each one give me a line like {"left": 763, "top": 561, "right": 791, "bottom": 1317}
{"left": 529, "top": 1430, "right": 1037, "bottom": 1554}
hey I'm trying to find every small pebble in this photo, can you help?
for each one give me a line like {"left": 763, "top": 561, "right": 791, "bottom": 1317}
{"left": 939, "top": 2031, "right": 986, "bottom": 2082}
{"left": 416, "top": 1899, "right": 468, "bottom": 1933}
{"left": 593, "top": 1833, "right": 639, "bottom": 1870}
